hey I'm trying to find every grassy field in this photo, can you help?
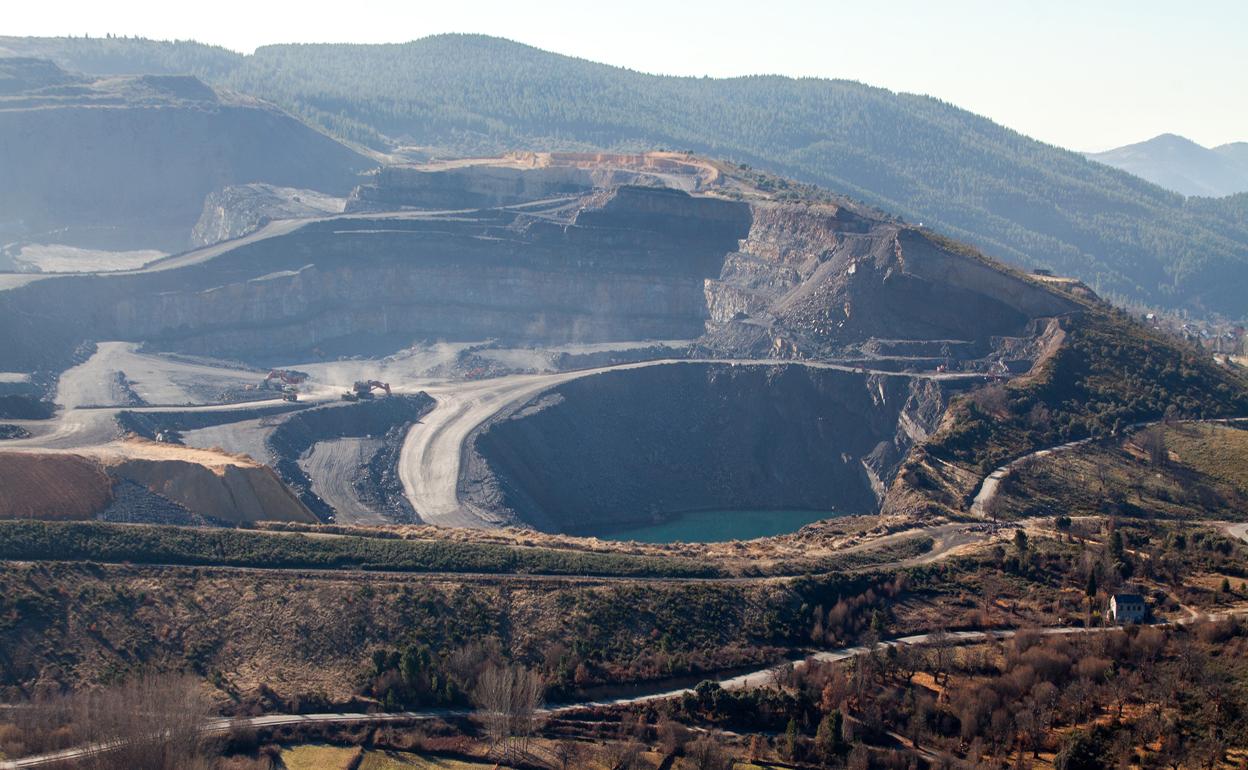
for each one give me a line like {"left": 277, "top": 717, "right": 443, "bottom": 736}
{"left": 1165, "top": 422, "right": 1248, "bottom": 492}
{"left": 281, "top": 744, "right": 362, "bottom": 770}
{"left": 358, "top": 750, "right": 506, "bottom": 769}
{"left": 990, "top": 422, "right": 1248, "bottom": 522}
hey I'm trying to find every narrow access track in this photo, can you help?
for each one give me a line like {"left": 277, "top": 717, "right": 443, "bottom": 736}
{"left": 970, "top": 416, "right": 1248, "bottom": 518}
{"left": 1223, "top": 522, "right": 1248, "bottom": 544}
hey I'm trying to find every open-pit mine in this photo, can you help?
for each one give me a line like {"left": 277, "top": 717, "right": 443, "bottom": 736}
{"left": 0, "top": 152, "right": 1080, "bottom": 539}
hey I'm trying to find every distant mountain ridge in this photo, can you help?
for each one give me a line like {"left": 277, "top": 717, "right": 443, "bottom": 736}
{"left": 1, "top": 34, "right": 1246, "bottom": 318}
{"left": 1087, "top": 133, "right": 1248, "bottom": 198}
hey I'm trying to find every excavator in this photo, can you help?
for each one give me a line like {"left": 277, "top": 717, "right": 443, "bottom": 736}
{"left": 264, "top": 369, "right": 308, "bottom": 387}
{"left": 342, "top": 380, "right": 392, "bottom": 401}
{"left": 260, "top": 369, "right": 307, "bottom": 401}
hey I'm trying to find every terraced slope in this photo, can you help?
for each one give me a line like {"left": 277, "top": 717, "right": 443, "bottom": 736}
{"left": 0, "top": 57, "right": 373, "bottom": 252}
{"left": 5, "top": 35, "right": 1247, "bottom": 315}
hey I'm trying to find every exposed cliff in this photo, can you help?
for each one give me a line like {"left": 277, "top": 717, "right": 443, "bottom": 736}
{"left": 348, "top": 152, "right": 716, "bottom": 212}
{"left": 701, "top": 203, "right": 1079, "bottom": 361}
{"left": 0, "top": 184, "right": 752, "bottom": 367}
{"left": 191, "top": 183, "right": 346, "bottom": 247}
{"left": 461, "top": 362, "right": 963, "bottom": 534}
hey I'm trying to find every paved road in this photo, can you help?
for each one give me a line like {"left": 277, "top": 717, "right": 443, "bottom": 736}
{"left": 8, "top": 610, "right": 1243, "bottom": 769}
{"left": 400, "top": 358, "right": 990, "bottom": 528}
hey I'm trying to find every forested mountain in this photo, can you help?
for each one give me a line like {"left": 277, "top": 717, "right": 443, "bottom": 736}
{"left": 1087, "top": 134, "right": 1248, "bottom": 198}
{"left": 2, "top": 33, "right": 1246, "bottom": 318}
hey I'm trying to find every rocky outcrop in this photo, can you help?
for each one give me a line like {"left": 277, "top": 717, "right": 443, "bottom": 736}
{"left": 461, "top": 362, "right": 965, "bottom": 534}
{"left": 192, "top": 184, "right": 346, "bottom": 247}
{"left": 701, "top": 203, "right": 1079, "bottom": 361}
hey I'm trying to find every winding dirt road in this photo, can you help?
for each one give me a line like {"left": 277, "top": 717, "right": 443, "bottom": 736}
{"left": 970, "top": 416, "right": 1248, "bottom": 518}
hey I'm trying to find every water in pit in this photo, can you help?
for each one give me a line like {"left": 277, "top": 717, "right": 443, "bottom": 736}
{"left": 598, "top": 509, "right": 838, "bottom": 544}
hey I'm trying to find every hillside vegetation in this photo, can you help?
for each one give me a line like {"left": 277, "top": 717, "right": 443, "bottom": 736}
{"left": 888, "top": 304, "right": 1248, "bottom": 516}
{"left": 3, "top": 34, "right": 1247, "bottom": 316}
{"left": 990, "top": 422, "right": 1248, "bottom": 521}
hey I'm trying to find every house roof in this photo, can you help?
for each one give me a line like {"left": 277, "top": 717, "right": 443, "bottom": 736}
{"left": 1112, "top": 593, "right": 1145, "bottom": 603}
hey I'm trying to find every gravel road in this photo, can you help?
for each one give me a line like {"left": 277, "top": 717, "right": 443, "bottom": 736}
{"left": 302, "top": 437, "right": 387, "bottom": 524}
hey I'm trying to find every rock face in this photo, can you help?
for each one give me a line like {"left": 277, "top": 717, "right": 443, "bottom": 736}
{"left": 0, "top": 58, "right": 373, "bottom": 251}
{"left": 0, "top": 183, "right": 753, "bottom": 367}
{"left": 350, "top": 163, "right": 596, "bottom": 211}
{"left": 348, "top": 152, "right": 716, "bottom": 212}
{"left": 462, "top": 362, "right": 963, "bottom": 534}
{"left": 191, "top": 184, "right": 346, "bottom": 247}
{"left": 701, "top": 202, "right": 1079, "bottom": 361}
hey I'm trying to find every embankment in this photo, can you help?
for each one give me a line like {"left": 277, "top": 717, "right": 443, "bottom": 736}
{"left": 266, "top": 394, "right": 435, "bottom": 519}
{"left": 0, "top": 443, "right": 315, "bottom": 525}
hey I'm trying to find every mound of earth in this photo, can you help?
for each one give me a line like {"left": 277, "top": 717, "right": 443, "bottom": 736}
{"left": 0, "top": 452, "right": 112, "bottom": 519}
{"left": 0, "top": 441, "right": 315, "bottom": 524}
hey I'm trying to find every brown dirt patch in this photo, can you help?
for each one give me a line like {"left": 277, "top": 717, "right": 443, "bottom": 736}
{"left": 0, "top": 451, "right": 111, "bottom": 520}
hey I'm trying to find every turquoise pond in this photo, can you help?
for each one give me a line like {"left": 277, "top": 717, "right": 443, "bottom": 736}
{"left": 597, "top": 509, "right": 840, "bottom": 544}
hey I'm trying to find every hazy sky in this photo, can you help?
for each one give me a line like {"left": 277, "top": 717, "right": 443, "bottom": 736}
{"left": 6, "top": 0, "right": 1245, "bottom": 151}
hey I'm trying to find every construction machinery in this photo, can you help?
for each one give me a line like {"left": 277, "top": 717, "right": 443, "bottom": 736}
{"left": 258, "top": 369, "right": 307, "bottom": 400}
{"left": 342, "top": 380, "right": 391, "bottom": 401}
{"left": 263, "top": 369, "right": 308, "bottom": 389}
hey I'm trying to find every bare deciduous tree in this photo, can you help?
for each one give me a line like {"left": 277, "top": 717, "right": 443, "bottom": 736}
{"left": 687, "top": 735, "right": 733, "bottom": 770}
{"left": 657, "top": 715, "right": 689, "bottom": 756}
{"left": 470, "top": 662, "right": 545, "bottom": 762}
{"left": 551, "top": 738, "right": 581, "bottom": 770}
{"left": 73, "top": 671, "right": 216, "bottom": 770}
{"left": 927, "top": 628, "right": 955, "bottom": 686}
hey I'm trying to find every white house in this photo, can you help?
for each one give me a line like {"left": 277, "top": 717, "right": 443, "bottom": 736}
{"left": 1108, "top": 593, "right": 1147, "bottom": 624}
